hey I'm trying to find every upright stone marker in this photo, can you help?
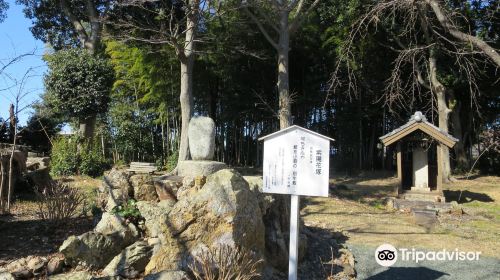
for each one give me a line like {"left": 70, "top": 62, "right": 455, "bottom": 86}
{"left": 188, "top": 116, "right": 215, "bottom": 160}
{"left": 259, "top": 125, "right": 333, "bottom": 280}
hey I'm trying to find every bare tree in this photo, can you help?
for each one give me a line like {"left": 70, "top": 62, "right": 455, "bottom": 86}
{"left": 1, "top": 68, "right": 35, "bottom": 212}
{"left": 0, "top": 51, "right": 37, "bottom": 212}
{"left": 330, "top": 0, "right": 499, "bottom": 182}
{"left": 107, "top": 0, "right": 216, "bottom": 166}
{"left": 243, "top": 0, "right": 320, "bottom": 129}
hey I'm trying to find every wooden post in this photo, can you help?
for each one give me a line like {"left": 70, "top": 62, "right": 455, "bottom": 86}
{"left": 436, "top": 143, "right": 443, "bottom": 192}
{"left": 288, "top": 194, "right": 300, "bottom": 280}
{"left": 396, "top": 142, "right": 402, "bottom": 196}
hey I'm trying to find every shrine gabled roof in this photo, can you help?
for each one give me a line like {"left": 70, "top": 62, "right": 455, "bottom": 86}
{"left": 379, "top": 112, "right": 458, "bottom": 148}
{"left": 258, "top": 125, "right": 335, "bottom": 142}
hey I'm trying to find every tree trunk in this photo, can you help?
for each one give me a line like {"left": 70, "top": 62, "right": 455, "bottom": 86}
{"left": 277, "top": 11, "right": 291, "bottom": 129}
{"left": 0, "top": 156, "right": 5, "bottom": 212}
{"left": 177, "top": 2, "right": 197, "bottom": 163}
{"left": 449, "top": 91, "right": 468, "bottom": 170}
{"left": 79, "top": 115, "right": 96, "bottom": 140}
{"left": 429, "top": 49, "right": 451, "bottom": 182}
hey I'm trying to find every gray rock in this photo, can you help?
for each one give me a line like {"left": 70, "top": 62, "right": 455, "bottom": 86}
{"left": 47, "top": 256, "right": 65, "bottom": 275}
{"left": 103, "top": 241, "right": 153, "bottom": 278}
{"left": 59, "top": 232, "right": 124, "bottom": 269}
{"left": 177, "top": 160, "right": 226, "bottom": 177}
{"left": 0, "top": 272, "right": 15, "bottom": 280}
{"left": 145, "top": 169, "right": 265, "bottom": 274}
{"left": 94, "top": 212, "right": 139, "bottom": 245}
{"left": 188, "top": 116, "right": 215, "bottom": 160}
{"left": 102, "top": 169, "right": 132, "bottom": 200}
{"left": 244, "top": 175, "right": 274, "bottom": 214}
{"left": 49, "top": 271, "right": 93, "bottom": 280}
{"left": 144, "top": 270, "right": 191, "bottom": 280}
{"left": 154, "top": 180, "right": 179, "bottom": 202}
{"left": 11, "top": 270, "right": 33, "bottom": 279}
{"left": 27, "top": 256, "right": 46, "bottom": 275}
{"left": 136, "top": 201, "right": 172, "bottom": 238}
{"left": 164, "top": 169, "right": 264, "bottom": 269}
{"left": 130, "top": 174, "right": 158, "bottom": 202}
{"left": 105, "top": 189, "right": 128, "bottom": 212}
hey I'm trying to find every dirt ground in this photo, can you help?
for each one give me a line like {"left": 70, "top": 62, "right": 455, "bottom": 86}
{"left": 0, "top": 176, "right": 101, "bottom": 265}
{"left": 302, "top": 173, "right": 500, "bottom": 258}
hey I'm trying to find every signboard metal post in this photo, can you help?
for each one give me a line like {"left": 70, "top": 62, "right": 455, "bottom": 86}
{"left": 288, "top": 194, "right": 300, "bottom": 279}
{"left": 259, "top": 125, "right": 333, "bottom": 280}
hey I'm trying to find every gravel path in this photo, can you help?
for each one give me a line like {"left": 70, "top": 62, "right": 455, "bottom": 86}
{"left": 348, "top": 243, "right": 500, "bottom": 280}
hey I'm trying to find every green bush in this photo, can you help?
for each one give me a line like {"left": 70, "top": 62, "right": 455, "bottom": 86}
{"left": 79, "top": 141, "right": 109, "bottom": 177}
{"left": 165, "top": 151, "right": 178, "bottom": 172}
{"left": 50, "top": 136, "right": 79, "bottom": 176}
{"left": 50, "top": 136, "right": 109, "bottom": 177}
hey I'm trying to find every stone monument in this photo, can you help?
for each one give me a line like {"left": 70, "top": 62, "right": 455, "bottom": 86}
{"left": 177, "top": 116, "right": 227, "bottom": 177}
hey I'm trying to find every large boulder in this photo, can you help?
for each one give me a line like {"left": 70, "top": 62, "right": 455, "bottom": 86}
{"left": 146, "top": 169, "right": 265, "bottom": 273}
{"left": 103, "top": 241, "right": 153, "bottom": 278}
{"left": 154, "top": 177, "right": 181, "bottom": 202}
{"left": 102, "top": 169, "right": 132, "bottom": 194}
{"left": 188, "top": 116, "right": 215, "bottom": 160}
{"left": 144, "top": 241, "right": 184, "bottom": 274}
{"left": 177, "top": 160, "right": 226, "bottom": 177}
{"left": 105, "top": 189, "right": 128, "bottom": 212}
{"left": 130, "top": 174, "right": 158, "bottom": 202}
{"left": 101, "top": 169, "right": 132, "bottom": 211}
{"left": 243, "top": 176, "right": 308, "bottom": 271}
{"left": 136, "top": 201, "right": 173, "bottom": 238}
{"left": 94, "top": 212, "right": 139, "bottom": 245}
{"left": 59, "top": 232, "right": 124, "bottom": 269}
{"left": 244, "top": 176, "right": 274, "bottom": 215}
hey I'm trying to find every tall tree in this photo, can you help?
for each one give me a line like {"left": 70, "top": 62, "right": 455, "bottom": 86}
{"left": 18, "top": 0, "right": 109, "bottom": 139}
{"left": 330, "top": 0, "right": 500, "bottom": 181}
{"left": 243, "top": 0, "right": 320, "bottom": 129}
{"left": 43, "top": 48, "right": 114, "bottom": 140}
{"left": 108, "top": 0, "right": 211, "bottom": 165}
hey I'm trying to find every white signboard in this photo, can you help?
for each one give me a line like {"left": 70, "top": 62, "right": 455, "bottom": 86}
{"left": 262, "top": 126, "right": 330, "bottom": 197}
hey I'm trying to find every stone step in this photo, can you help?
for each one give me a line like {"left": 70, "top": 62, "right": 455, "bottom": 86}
{"left": 401, "top": 192, "right": 444, "bottom": 202}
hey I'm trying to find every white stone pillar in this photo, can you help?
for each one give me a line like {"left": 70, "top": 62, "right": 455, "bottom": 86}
{"left": 412, "top": 147, "right": 429, "bottom": 191}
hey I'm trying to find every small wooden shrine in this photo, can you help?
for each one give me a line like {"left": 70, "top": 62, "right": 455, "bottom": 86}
{"left": 379, "top": 112, "right": 458, "bottom": 202}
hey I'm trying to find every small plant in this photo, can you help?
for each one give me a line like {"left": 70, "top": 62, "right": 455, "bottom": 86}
{"left": 189, "top": 245, "right": 263, "bottom": 280}
{"left": 112, "top": 199, "right": 142, "bottom": 225}
{"left": 36, "top": 181, "right": 85, "bottom": 223}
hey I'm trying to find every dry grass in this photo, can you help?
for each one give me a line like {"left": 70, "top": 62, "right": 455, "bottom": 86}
{"left": 189, "top": 245, "right": 263, "bottom": 280}
{"left": 303, "top": 174, "right": 500, "bottom": 258}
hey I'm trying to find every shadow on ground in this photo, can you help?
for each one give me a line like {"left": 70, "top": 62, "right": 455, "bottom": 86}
{"left": 0, "top": 217, "right": 93, "bottom": 262}
{"left": 366, "top": 266, "right": 449, "bottom": 280}
{"left": 297, "top": 226, "right": 352, "bottom": 279}
{"left": 443, "top": 190, "right": 494, "bottom": 204}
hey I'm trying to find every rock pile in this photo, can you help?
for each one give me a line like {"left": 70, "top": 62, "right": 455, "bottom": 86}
{"left": 29, "top": 167, "right": 267, "bottom": 279}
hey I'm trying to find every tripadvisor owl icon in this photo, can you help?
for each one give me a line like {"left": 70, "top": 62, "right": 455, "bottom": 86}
{"left": 375, "top": 244, "right": 398, "bottom": 266}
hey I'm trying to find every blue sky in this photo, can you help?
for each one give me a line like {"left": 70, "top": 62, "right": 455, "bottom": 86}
{"left": 0, "top": 0, "right": 46, "bottom": 125}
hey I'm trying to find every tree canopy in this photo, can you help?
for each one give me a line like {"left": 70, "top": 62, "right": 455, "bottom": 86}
{"left": 43, "top": 48, "right": 114, "bottom": 121}
{"left": 9, "top": 0, "right": 499, "bottom": 175}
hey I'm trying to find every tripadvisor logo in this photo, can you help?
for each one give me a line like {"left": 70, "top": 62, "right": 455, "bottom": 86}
{"left": 375, "top": 244, "right": 482, "bottom": 267}
{"left": 375, "top": 244, "right": 398, "bottom": 267}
